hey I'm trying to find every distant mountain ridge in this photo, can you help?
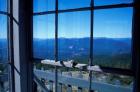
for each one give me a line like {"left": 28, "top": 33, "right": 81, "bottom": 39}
{"left": 33, "top": 37, "right": 131, "bottom": 59}
{"left": 0, "top": 38, "right": 131, "bottom": 68}
{"left": 0, "top": 39, "right": 8, "bottom": 63}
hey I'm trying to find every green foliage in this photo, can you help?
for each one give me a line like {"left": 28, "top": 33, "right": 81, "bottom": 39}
{"left": 73, "top": 53, "right": 131, "bottom": 69}
{"left": 93, "top": 54, "right": 131, "bottom": 69}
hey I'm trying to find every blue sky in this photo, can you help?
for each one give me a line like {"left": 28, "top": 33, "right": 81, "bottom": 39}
{"left": 94, "top": 8, "right": 133, "bottom": 38}
{"left": 33, "top": 0, "right": 133, "bottom": 39}
{"left": 0, "top": 15, "right": 7, "bottom": 39}
{"left": 0, "top": 0, "right": 7, "bottom": 12}
{"left": 0, "top": 0, "right": 7, "bottom": 39}
{"left": 0, "top": 0, "right": 133, "bottom": 39}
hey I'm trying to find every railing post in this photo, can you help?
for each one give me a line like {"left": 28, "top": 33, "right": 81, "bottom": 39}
{"left": 49, "top": 81, "right": 53, "bottom": 92}
{"left": 67, "top": 71, "right": 72, "bottom": 92}
{"left": 77, "top": 71, "right": 83, "bottom": 78}
{"left": 67, "top": 85, "right": 72, "bottom": 92}
{"left": 41, "top": 67, "right": 44, "bottom": 71}
{"left": 78, "top": 87, "right": 82, "bottom": 92}
{"left": 58, "top": 83, "right": 62, "bottom": 92}
{"left": 58, "top": 70, "right": 62, "bottom": 92}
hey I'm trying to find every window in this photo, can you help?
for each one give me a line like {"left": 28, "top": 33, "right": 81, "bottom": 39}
{"left": 93, "top": 8, "right": 133, "bottom": 69}
{"left": 0, "top": 0, "right": 7, "bottom": 12}
{"left": 59, "top": 0, "right": 90, "bottom": 9}
{"left": 58, "top": 11, "right": 90, "bottom": 63}
{"left": 0, "top": 0, "right": 9, "bottom": 91}
{"left": 94, "top": 0, "right": 133, "bottom": 6}
{"left": 33, "top": 14, "right": 55, "bottom": 60}
{"left": 0, "top": 15, "right": 8, "bottom": 62}
{"left": 33, "top": 0, "right": 134, "bottom": 92}
{"left": 33, "top": 0, "right": 55, "bottom": 13}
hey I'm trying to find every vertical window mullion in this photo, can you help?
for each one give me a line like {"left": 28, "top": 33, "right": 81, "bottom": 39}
{"left": 55, "top": 0, "right": 58, "bottom": 92}
{"left": 89, "top": 0, "right": 94, "bottom": 91}
{"left": 8, "top": 0, "right": 15, "bottom": 92}
{"left": 132, "top": 0, "right": 140, "bottom": 92}
{"left": 7, "top": 0, "right": 11, "bottom": 91}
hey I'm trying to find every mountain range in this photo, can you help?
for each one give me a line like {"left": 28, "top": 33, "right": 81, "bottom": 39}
{"left": 33, "top": 37, "right": 131, "bottom": 60}
{"left": 0, "top": 38, "right": 131, "bottom": 68}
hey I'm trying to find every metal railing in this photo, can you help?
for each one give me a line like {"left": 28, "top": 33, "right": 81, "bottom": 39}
{"left": 34, "top": 69, "right": 133, "bottom": 92}
{"left": 34, "top": 74, "right": 49, "bottom": 92}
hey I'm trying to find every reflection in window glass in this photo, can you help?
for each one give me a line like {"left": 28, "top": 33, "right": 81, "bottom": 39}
{"left": 0, "top": 15, "right": 8, "bottom": 62}
{"left": 59, "top": 0, "right": 90, "bottom": 10}
{"left": 58, "top": 11, "right": 90, "bottom": 64}
{"left": 0, "top": 15, "right": 9, "bottom": 92}
{"left": 33, "top": 14, "right": 55, "bottom": 60}
{"left": 92, "top": 72, "right": 133, "bottom": 91}
{"left": 57, "top": 67, "right": 90, "bottom": 92}
{"left": 33, "top": 0, "right": 55, "bottom": 13}
{"left": 93, "top": 8, "right": 133, "bottom": 69}
{"left": 0, "top": 64, "right": 9, "bottom": 92}
{"left": 0, "top": 0, "right": 7, "bottom": 12}
{"left": 94, "top": 0, "right": 133, "bottom": 6}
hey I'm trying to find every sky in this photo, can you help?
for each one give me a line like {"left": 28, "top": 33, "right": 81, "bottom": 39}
{"left": 0, "top": 0, "right": 133, "bottom": 39}
{"left": 0, "top": 0, "right": 7, "bottom": 39}
{"left": 33, "top": 0, "right": 133, "bottom": 39}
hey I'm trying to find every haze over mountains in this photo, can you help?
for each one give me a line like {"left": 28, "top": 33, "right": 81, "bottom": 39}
{"left": 33, "top": 37, "right": 131, "bottom": 60}
{"left": 0, "top": 38, "right": 131, "bottom": 68}
{"left": 0, "top": 37, "right": 131, "bottom": 60}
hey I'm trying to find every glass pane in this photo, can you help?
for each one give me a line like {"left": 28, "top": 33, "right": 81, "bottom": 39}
{"left": 58, "top": 10, "right": 91, "bottom": 90}
{"left": 93, "top": 8, "right": 133, "bottom": 69}
{"left": 58, "top": 11, "right": 90, "bottom": 64}
{"left": 59, "top": 0, "right": 90, "bottom": 10}
{"left": 33, "top": 0, "right": 55, "bottom": 13}
{"left": 0, "top": 0, "right": 7, "bottom": 12}
{"left": 92, "top": 72, "right": 133, "bottom": 92}
{"left": 0, "top": 64, "right": 9, "bottom": 92}
{"left": 34, "top": 63, "right": 55, "bottom": 92}
{"left": 94, "top": 0, "right": 133, "bottom": 6}
{"left": 0, "top": 15, "right": 8, "bottom": 63}
{"left": 0, "top": 15, "right": 9, "bottom": 92}
{"left": 57, "top": 67, "right": 90, "bottom": 92}
{"left": 33, "top": 14, "right": 55, "bottom": 60}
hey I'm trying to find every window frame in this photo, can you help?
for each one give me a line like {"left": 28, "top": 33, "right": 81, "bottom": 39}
{"left": 33, "top": 0, "right": 134, "bottom": 75}
{"left": 0, "top": 0, "right": 139, "bottom": 92}
{"left": 1, "top": 0, "right": 139, "bottom": 92}
{"left": 0, "top": 0, "right": 13, "bottom": 92}
{"left": 0, "top": 0, "right": 34, "bottom": 92}
{"left": 33, "top": 0, "right": 136, "bottom": 92}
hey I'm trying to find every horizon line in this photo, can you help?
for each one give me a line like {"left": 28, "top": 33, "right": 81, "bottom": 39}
{"left": 33, "top": 37, "right": 131, "bottom": 39}
{"left": 0, "top": 37, "right": 131, "bottom": 40}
